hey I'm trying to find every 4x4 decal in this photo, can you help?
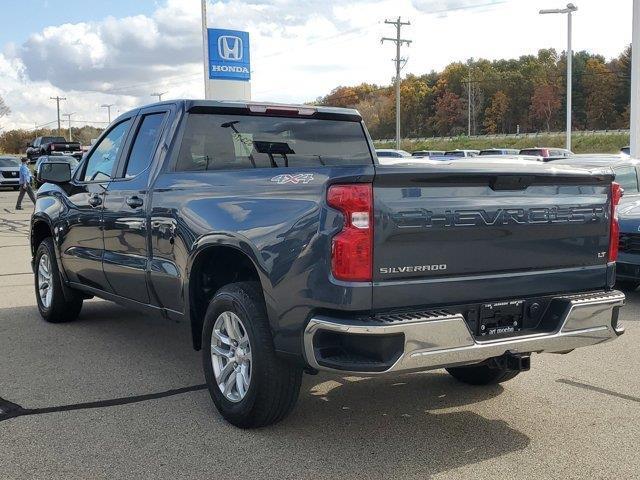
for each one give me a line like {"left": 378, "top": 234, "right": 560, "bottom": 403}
{"left": 270, "top": 174, "right": 314, "bottom": 185}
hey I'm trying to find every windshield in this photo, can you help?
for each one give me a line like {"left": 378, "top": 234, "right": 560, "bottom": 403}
{"left": 0, "top": 157, "right": 19, "bottom": 167}
{"left": 520, "top": 149, "right": 545, "bottom": 156}
{"left": 613, "top": 166, "right": 639, "bottom": 193}
{"left": 176, "top": 114, "right": 373, "bottom": 171}
{"left": 42, "top": 137, "right": 66, "bottom": 143}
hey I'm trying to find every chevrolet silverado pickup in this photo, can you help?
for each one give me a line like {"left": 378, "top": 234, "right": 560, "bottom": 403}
{"left": 26, "top": 136, "right": 82, "bottom": 163}
{"left": 30, "top": 100, "right": 625, "bottom": 428}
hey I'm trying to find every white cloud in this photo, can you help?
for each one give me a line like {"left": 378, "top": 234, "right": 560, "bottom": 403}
{"left": 0, "top": 0, "right": 633, "bottom": 131}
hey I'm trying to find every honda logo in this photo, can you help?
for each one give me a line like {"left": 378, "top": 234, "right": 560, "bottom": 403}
{"left": 218, "top": 36, "right": 243, "bottom": 61}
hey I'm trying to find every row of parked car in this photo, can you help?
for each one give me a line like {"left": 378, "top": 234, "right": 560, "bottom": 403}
{"left": 376, "top": 147, "right": 573, "bottom": 161}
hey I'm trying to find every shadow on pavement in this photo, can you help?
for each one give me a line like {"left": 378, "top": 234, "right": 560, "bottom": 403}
{"left": 1, "top": 301, "right": 530, "bottom": 477}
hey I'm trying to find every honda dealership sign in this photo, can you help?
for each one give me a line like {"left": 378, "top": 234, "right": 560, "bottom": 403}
{"left": 208, "top": 28, "right": 251, "bottom": 81}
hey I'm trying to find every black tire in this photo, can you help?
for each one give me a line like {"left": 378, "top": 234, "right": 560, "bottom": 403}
{"left": 446, "top": 362, "right": 520, "bottom": 385}
{"left": 34, "top": 237, "right": 83, "bottom": 323}
{"left": 201, "top": 281, "right": 302, "bottom": 428}
{"left": 616, "top": 280, "right": 640, "bottom": 292}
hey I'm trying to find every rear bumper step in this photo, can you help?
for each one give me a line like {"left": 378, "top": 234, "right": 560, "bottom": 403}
{"left": 303, "top": 290, "right": 625, "bottom": 375}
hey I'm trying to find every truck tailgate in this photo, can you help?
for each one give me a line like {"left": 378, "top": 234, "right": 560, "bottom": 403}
{"left": 372, "top": 161, "right": 614, "bottom": 309}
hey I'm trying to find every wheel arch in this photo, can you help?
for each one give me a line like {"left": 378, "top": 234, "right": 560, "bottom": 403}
{"left": 186, "top": 238, "right": 272, "bottom": 351}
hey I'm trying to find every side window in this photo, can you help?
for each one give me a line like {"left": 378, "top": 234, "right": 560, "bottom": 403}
{"left": 124, "top": 113, "right": 167, "bottom": 178}
{"left": 82, "top": 120, "right": 132, "bottom": 182}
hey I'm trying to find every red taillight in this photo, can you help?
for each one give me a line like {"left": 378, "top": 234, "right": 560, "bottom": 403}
{"left": 327, "top": 184, "right": 373, "bottom": 282}
{"left": 609, "top": 182, "right": 623, "bottom": 261}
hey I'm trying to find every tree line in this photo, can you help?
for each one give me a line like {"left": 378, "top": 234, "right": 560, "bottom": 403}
{"left": 315, "top": 47, "right": 632, "bottom": 140}
{"left": 0, "top": 124, "right": 104, "bottom": 155}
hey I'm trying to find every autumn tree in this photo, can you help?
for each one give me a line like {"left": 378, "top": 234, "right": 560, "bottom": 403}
{"left": 530, "top": 84, "right": 561, "bottom": 132}
{"left": 433, "top": 92, "right": 464, "bottom": 135}
{"left": 484, "top": 91, "right": 510, "bottom": 134}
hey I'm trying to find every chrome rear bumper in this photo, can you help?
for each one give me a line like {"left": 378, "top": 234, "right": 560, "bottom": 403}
{"left": 303, "top": 290, "right": 625, "bottom": 375}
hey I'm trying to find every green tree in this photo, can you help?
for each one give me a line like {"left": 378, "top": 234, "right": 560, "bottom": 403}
{"left": 583, "top": 58, "right": 618, "bottom": 129}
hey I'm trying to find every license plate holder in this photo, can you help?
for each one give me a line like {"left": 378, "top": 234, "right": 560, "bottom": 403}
{"left": 478, "top": 300, "right": 524, "bottom": 336}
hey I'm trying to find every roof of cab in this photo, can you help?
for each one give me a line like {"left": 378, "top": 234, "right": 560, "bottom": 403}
{"left": 112, "top": 99, "right": 362, "bottom": 125}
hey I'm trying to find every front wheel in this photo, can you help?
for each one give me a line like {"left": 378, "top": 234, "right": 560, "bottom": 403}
{"left": 202, "top": 282, "right": 302, "bottom": 428}
{"left": 34, "top": 238, "right": 83, "bottom": 323}
{"left": 446, "top": 362, "right": 520, "bottom": 385}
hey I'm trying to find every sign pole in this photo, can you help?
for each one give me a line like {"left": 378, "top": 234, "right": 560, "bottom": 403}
{"left": 631, "top": 0, "right": 640, "bottom": 157}
{"left": 201, "top": 0, "right": 211, "bottom": 99}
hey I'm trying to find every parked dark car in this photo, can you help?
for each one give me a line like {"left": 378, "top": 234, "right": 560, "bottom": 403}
{"left": 479, "top": 148, "right": 520, "bottom": 156}
{"left": 552, "top": 157, "right": 640, "bottom": 205}
{"left": 26, "top": 136, "right": 82, "bottom": 163}
{"left": 444, "top": 149, "right": 480, "bottom": 157}
{"left": 519, "top": 147, "right": 572, "bottom": 161}
{"left": 30, "top": 100, "right": 625, "bottom": 428}
{"left": 0, "top": 156, "right": 21, "bottom": 190}
{"left": 375, "top": 148, "right": 411, "bottom": 158}
{"left": 617, "top": 202, "right": 640, "bottom": 291}
{"left": 411, "top": 150, "right": 445, "bottom": 157}
{"left": 34, "top": 155, "right": 79, "bottom": 187}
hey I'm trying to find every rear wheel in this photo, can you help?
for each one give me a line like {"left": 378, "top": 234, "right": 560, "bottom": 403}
{"left": 202, "top": 282, "right": 302, "bottom": 428}
{"left": 35, "top": 238, "right": 83, "bottom": 323}
{"left": 616, "top": 280, "right": 640, "bottom": 292}
{"left": 446, "top": 362, "right": 520, "bottom": 385}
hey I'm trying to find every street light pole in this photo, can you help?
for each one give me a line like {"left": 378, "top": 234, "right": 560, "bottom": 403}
{"left": 539, "top": 3, "right": 578, "bottom": 151}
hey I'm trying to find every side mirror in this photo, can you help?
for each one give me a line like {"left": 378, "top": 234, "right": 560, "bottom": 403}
{"left": 37, "top": 162, "right": 72, "bottom": 185}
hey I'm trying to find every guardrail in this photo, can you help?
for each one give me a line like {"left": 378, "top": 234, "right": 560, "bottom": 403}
{"left": 374, "top": 129, "right": 630, "bottom": 144}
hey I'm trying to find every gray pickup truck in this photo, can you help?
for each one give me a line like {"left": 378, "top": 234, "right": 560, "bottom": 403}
{"left": 30, "top": 100, "right": 625, "bottom": 428}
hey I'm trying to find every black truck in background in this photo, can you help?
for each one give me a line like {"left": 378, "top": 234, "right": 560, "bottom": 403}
{"left": 26, "top": 136, "right": 82, "bottom": 163}
{"left": 30, "top": 100, "right": 625, "bottom": 428}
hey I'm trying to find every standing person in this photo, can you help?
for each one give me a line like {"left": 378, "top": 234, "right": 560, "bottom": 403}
{"left": 15, "top": 157, "right": 36, "bottom": 210}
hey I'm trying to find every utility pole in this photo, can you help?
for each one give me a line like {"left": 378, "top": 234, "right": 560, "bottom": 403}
{"left": 62, "top": 113, "right": 75, "bottom": 141}
{"left": 50, "top": 96, "right": 66, "bottom": 135}
{"left": 382, "top": 17, "right": 411, "bottom": 150}
{"left": 151, "top": 92, "right": 167, "bottom": 102}
{"left": 467, "top": 71, "right": 472, "bottom": 136}
{"left": 100, "top": 104, "right": 114, "bottom": 124}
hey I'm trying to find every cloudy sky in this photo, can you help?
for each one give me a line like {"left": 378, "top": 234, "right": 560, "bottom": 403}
{"left": 0, "top": 0, "right": 633, "bottom": 130}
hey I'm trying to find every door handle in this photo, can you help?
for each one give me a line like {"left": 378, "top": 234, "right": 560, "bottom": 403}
{"left": 88, "top": 194, "right": 102, "bottom": 207}
{"left": 126, "top": 196, "right": 144, "bottom": 209}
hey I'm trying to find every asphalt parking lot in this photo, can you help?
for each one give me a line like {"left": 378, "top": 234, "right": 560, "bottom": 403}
{"left": 0, "top": 188, "right": 639, "bottom": 480}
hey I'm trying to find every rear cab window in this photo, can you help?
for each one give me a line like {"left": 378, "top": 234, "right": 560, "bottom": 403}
{"left": 174, "top": 113, "right": 373, "bottom": 171}
{"left": 123, "top": 112, "right": 167, "bottom": 178}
